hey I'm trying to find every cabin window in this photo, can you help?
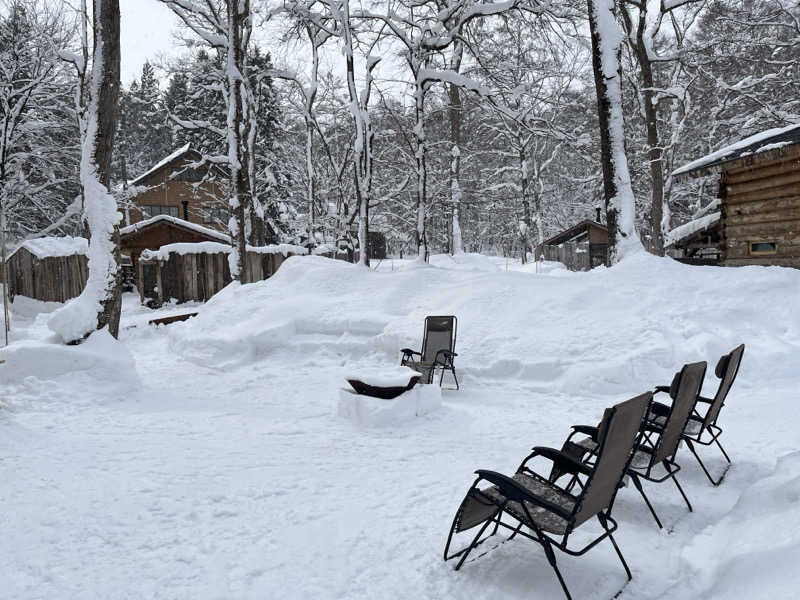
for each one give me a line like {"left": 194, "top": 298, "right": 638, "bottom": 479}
{"left": 142, "top": 205, "right": 179, "bottom": 218}
{"left": 203, "top": 205, "right": 230, "bottom": 224}
{"left": 749, "top": 241, "right": 777, "bottom": 256}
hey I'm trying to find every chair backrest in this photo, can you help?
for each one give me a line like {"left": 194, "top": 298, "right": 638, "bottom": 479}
{"left": 571, "top": 392, "right": 651, "bottom": 528}
{"left": 652, "top": 361, "right": 707, "bottom": 464}
{"left": 421, "top": 316, "right": 457, "bottom": 363}
{"left": 704, "top": 344, "right": 745, "bottom": 427}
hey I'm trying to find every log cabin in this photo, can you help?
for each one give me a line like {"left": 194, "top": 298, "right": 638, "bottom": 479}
{"left": 672, "top": 123, "right": 800, "bottom": 268}
{"left": 123, "top": 144, "right": 229, "bottom": 232}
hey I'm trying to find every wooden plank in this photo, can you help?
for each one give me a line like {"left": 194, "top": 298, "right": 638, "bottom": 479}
{"left": 725, "top": 196, "right": 800, "bottom": 217}
{"left": 726, "top": 183, "right": 800, "bottom": 204}
{"left": 725, "top": 219, "right": 800, "bottom": 238}
{"left": 726, "top": 169, "right": 800, "bottom": 196}
{"left": 148, "top": 312, "right": 198, "bottom": 326}
{"left": 726, "top": 207, "right": 800, "bottom": 227}
{"left": 725, "top": 157, "right": 800, "bottom": 185}
{"left": 724, "top": 256, "right": 800, "bottom": 267}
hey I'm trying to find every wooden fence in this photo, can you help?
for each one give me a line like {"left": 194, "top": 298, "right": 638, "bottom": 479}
{"left": 5, "top": 247, "right": 88, "bottom": 303}
{"left": 541, "top": 241, "right": 590, "bottom": 271}
{"left": 138, "top": 243, "right": 306, "bottom": 306}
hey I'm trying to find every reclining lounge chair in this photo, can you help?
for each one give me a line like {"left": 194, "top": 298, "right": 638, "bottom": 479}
{"left": 443, "top": 392, "right": 651, "bottom": 600}
{"left": 650, "top": 344, "right": 745, "bottom": 485}
{"left": 401, "top": 315, "right": 459, "bottom": 389}
{"left": 559, "top": 361, "right": 707, "bottom": 529}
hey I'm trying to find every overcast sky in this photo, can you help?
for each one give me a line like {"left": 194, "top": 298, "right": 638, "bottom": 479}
{"left": 119, "top": 0, "right": 181, "bottom": 85}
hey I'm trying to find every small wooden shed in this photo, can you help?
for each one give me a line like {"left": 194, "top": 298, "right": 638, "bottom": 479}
{"left": 119, "top": 214, "right": 231, "bottom": 281}
{"left": 138, "top": 242, "right": 307, "bottom": 306}
{"left": 666, "top": 209, "right": 723, "bottom": 265}
{"left": 3, "top": 237, "right": 88, "bottom": 302}
{"left": 536, "top": 220, "right": 608, "bottom": 271}
{"left": 673, "top": 122, "right": 800, "bottom": 268}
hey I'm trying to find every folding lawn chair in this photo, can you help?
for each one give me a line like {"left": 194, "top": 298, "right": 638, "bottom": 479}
{"left": 400, "top": 315, "right": 459, "bottom": 389}
{"left": 559, "top": 361, "right": 707, "bottom": 529}
{"left": 443, "top": 392, "right": 651, "bottom": 600}
{"left": 650, "top": 344, "right": 745, "bottom": 485}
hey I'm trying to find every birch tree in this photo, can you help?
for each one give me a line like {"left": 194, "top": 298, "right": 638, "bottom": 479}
{"left": 48, "top": 0, "right": 122, "bottom": 342}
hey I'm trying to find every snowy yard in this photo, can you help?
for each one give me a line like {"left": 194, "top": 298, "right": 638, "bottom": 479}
{"left": 1, "top": 253, "right": 799, "bottom": 599}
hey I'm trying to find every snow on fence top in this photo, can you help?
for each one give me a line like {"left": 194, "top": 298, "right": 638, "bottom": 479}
{"left": 140, "top": 241, "right": 308, "bottom": 261}
{"left": 666, "top": 211, "right": 721, "bottom": 246}
{"left": 129, "top": 143, "right": 191, "bottom": 186}
{"left": 119, "top": 214, "right": 230, "bottom": 243}
{"left": 10, "top": 236, "right": 89, "bottom": 260}
{"left": 672, "top": 122, "right": 800, "bottom": 180}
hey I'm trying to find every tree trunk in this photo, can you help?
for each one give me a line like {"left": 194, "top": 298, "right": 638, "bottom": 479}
{"left": 519, "top": 148, "right": 531, "bottom": 264}
{"left": 587, "top": 0, "right": 641, "bottom": 265}
{"left": 447, "top": 42, "right": 464, "bottom": 255}
{"left": 226, "top": 0, "right": 249, "bottom": 282}
{"left": 414, "top": 63, "right": 427, "bottom": 261}
{"left": 48, "top": 0, "right": 122, "bottom": 342}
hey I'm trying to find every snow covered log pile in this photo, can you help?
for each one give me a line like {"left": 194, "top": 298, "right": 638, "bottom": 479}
{"left": 138, "top": 242, "right": 307, "bottom": 305}
{"left": 3, "top": 237, "right": 89, "bottom": 303}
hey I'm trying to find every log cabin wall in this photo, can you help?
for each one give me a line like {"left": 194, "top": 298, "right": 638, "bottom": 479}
{"left": 721, "top": 145, "right": 800, "bottom": 268}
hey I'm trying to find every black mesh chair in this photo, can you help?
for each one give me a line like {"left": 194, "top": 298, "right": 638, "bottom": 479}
{"left": 650, "top": 344, "right": 745, "bottom": 485}
{"left": 401, "top": 315, "right": 458, "bottom": 389}
{"left": 560, "top": 362, "right": 707, "bottom": 529}
{"left": 443, "top": 393, "right": 651, "bottom": 600}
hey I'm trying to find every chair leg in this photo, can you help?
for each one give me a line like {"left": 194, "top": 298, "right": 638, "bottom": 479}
{"left": 685, "top": 438, "right": 729, "bottom": 486}
{"left": 451, "top": 368, "right": 459, "bottom": 390}
{"left": 714, "top": 436, "right": 732, "bottom": 463}
{"left": 541, "top": 537, "right": 572, "bottom": 600}
{"left": 453, "top": 517, "right": 496, "bottom": 571}
{"left": 599, "top": 516, "right": 632, "bottom": 581}
{"left": 631, "top": 474, "right": 663, "bottom": 529}
{"left": 667, "top": 466, "right": 693, "bottom": 513}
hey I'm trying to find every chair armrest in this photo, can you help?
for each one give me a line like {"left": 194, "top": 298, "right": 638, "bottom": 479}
{"left": 529, "top": 446, "right": 594, "bottom": 478}
{"left": 475, "top": 469, "right": 572, "bottom": 520}
{"left": 654, "top": 385, "right": 671, "bottom": 394}
{"left": 434, "top": 349, "right": 457, "bottom": 366}
{"left": 697, "top": 395, "right": 714, "bottom": 404}
{"left": 401, "top": 348, "right": 421, "bottom": 357}
{"left": 568, "top": 425, "right": 599, "bottom": 442}
{"left": 648, "top": 401, "right": 671, "bottom": 417}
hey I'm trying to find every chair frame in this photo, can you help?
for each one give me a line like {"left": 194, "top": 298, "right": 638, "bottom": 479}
{"left": 444, "top": 395, "right": 650, "bottom": 600}
{"left": 562, "top": 362, "right": 706, "bottom": 529}
{"left": 401, "top": 315, "right": 459, "bottom": 389}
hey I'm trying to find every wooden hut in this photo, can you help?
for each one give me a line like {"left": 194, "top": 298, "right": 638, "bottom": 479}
{"left": 3, "top": 237, "right": 88, "bottom": 302}
{"left": 666, "top": 209, "right": 723, "bottom": 265}
{"left": 119, "top": 214, "right": 230, "bottom": 282}
{"left": 138, "top": 242, "right": 307, "bottom": 306}
{"left": 672, "top": 122, "right": 800, "bottom": 268}
{"left": 535, "top": 219, "right": 608, "bottom": 271}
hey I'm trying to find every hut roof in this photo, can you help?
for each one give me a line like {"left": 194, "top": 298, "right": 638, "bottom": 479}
{"left": 543, "top": 220, "right": 607, "bottom": 247}
{"left": 672, "top": 122, "right": 800, "bottom": 182}
{"left": 10, "top": 236, "right": 88, "bottom": 260}
{"left": 120, "top": 214, "right": 230, "bottom": 244}
{"left": 666, "top": 211, "right": 721, "bottom": 248}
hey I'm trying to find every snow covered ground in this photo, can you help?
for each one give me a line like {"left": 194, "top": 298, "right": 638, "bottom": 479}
{"left": 1, "top": 252, "right": 799, "bottom": 599}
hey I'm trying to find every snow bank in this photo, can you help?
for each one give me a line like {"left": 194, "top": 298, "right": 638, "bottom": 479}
{"left": 0, "top": 328, "right": 139, "bottom": 389}
{"left": 10, "top": 236, "right": 88, "bottom": 260}
{"left": 168, "top": 252, "right": 800, "bottom": 395}
{"left": 675, "top": 452, "right": 800, "bottom": 599}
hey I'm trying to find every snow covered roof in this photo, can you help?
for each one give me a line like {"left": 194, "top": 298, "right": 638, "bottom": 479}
{"left": 673, "top": 122, "right": 800, "bottom": 181}
{"left": 10, "top": 236, "right": 88, "bottom": 260}
{"left": 139, "top": 240, "right": 308, "bottom": 261}
{"left": 666, "top": 212, "right": 721, "bottom": 247}
{"left": 119, "top": 215, "right": 230, "bottom": 243}
{"left": 129, "top": 143, "right": 194, "bottom": 186}
{"left": 543, "top": 220, "right": 607, "bottom": 247}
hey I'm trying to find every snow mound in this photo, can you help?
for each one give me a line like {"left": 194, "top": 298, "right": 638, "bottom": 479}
{"left": 0, "top": 328, "right": 139, "bottom": 389}
{"left": 168, "top": 252, "right": 800, "bottom": 396}
{"left": 678, "top": 452, "right": 800, "bottom": 599}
